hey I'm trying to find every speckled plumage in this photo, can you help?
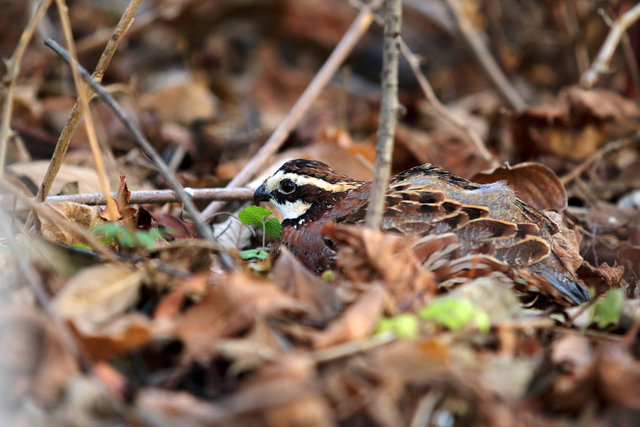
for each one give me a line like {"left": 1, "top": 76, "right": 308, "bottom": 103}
{"left": 254, "top": 159, "right": 590, "bottom": 305}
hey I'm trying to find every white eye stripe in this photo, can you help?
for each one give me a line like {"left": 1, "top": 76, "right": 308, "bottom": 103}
{"left": 265, "top": 171, "right": 359, "bottom": 193}
{"left": 273, "top": 200, "right": 313, "bottom": 220}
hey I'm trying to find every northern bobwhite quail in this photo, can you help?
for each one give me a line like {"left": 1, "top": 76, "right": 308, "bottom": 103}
{"left": 253, "top": 159, "right": 590, "bottom": 305}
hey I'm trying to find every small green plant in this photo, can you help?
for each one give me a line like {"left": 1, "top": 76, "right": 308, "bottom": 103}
{"left": 419, "top": 296, "right": 490, "bottom": 333}
{"left": 237, "top": 205, "right": 282, "bottom": 260}
{"left": 588, "top": 288, "right": 624, "bottom": 329}
{"left": 92, "top": 223, "right": 163, "bottom": 249}
{"left": 377, "top": 313, "right": 419, "bottom": 339}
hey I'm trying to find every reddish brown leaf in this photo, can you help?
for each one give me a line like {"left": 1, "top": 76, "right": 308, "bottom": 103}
{"left": 472, "top": 162, "right": 567, "bottom": 211}
{"left": 576, "top": 262, "right": 624, "bottom": 296}
{"left": 173, "top": 272, "right": 303, "bottom": 360}
{"left": 77, "top": 314, "right": 152, "bottom": 360}
{"left": 271, "top": 247, "right": 342, "bottom": 325}
{"left": 313, "top": 285, "right": 386, "bottom": 349}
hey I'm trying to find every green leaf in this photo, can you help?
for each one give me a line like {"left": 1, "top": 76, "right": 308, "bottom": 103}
{"left": 70, "top": 243, "right": 92, "bottom": 251}
{"left": 135, "top": 231, "right": 156, "bottom": 249}
{"left": 264, "top": 217, "right": 282, "bottom": 239}
{"left": 239, "top": 249, "right": 268, "bottom": 260}
{"left": 377, "top": 314, "right": 419, "bottom": 339}
{"left": 238, "top": 206, "right": 273, "bottom": 228}
{"left": 117, "top": 228, "right": 136, "bottom": 247}
{"left": 590, "top": 288, "right": 624, "bottom": 329}
{"left": 92, "top": 223, "right": 123, "bottom": 240}
{"left": 419, "top": 297, "right": 489, "bottom": 333}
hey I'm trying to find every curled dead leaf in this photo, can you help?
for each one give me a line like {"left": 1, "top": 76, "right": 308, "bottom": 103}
{"left": 39, "top": 202, "right": 102, "bottom": 245}
{"left": 313, "top": 285, "right": 387, "bottom": 349}
{"left": 325, "top": 224, "right": 435, "bottom": 311}
{"left": 271, "top": 247, "right": 342, "bottom": 325}
{"left": 77, "top": 314, "right": 152, "bottom": 360}
{"left": 472, "top": 162, "right": 567, "bottom": 211}
{"left": 173, "top": 272, "right": 303, "bottom": 360}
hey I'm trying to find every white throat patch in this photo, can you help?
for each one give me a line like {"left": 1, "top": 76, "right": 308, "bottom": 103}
{"left": 275, "top": 200, "right": 313, "bottom": 220}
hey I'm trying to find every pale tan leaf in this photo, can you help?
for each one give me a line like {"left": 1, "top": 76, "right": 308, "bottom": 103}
{"left": 39, "top": 202, "right": 102, "bottom": 245}
{"left": 53, "top": 263, "right": 144, "bottom": 332}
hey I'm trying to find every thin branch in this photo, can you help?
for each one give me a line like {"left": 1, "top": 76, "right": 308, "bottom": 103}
{"left": 24, "top": 187, "right": 254, "bottom": 207}
{"left": 366, "top": 0, "right": 402, "bottom": 229}
{"left": 561, "top": 132, "right": 640, "bottom": 185}
{"left": 54, "top": 0, "right": 119, "bottom": 220}
{"left": 581, "top": 3, "right": 640, "bottom": 88}
{"left": 34, "top": 0, "right": 142, "bottom": 204}
{"left": 44, "top": 39, "right": 235, "bottom": 269}
{"left": 0, "top": 0, "right": 53, "bottom": 170}
{"left": 199, "top": 0, "right": 382, "bottom": 222}
{"left": 399, "top": 39, "right": 495, "bottom": 165}
{"left": 442, "top": 0, "right": 527, "bottom": 111}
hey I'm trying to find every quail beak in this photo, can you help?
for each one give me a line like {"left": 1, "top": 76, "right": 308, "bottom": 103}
{"left": 253, "top": 184, "right": 272, "bottom": 204}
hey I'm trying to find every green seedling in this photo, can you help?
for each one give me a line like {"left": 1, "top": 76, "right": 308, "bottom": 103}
{"left": 237, "top": 205, "right": 282, "bottom": 260}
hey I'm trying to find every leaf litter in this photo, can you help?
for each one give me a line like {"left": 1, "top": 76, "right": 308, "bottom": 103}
{"left": 1, "top": 1, "right": 640, "bottom": 426}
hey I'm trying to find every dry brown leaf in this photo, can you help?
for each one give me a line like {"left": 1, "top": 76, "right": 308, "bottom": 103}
{"left": 52, "top": 263, "right": 144, "bottom": 333}
{"left": 153, "top": 273, "right": 209, "bottom": 320}
{"left": 133, "top": 389, "right": 228, "bottom": 425}
{"left": 173, "top": 272, "right": 303, "bottom": 360}
{"left": 39, "top": 202, "right": 102, "bottom": 245}
{"left": 596, "top": 342, "right": 640, "bottom": 409}
{"left": 77, "top": 314, "right": 152, "bottom": 360}
{"left": 546, "top": 334, "right": 596, "bottom": 412}
{"left": 0, "top": 307, "right": 77, "bottom": 407}
{"left": 100, "top": 175, "right": 135, "bottom": 224}
{"left": 326, "top": 224, "right": 436, "bottom": 311}
{"left": 546, "top": 211, "right": 583, "bottom": 274}
{"left": 142, "top": 80, "right": 218, "bottom": 126}
{"left": 6, "top": 160, "right": 103, "bottom": 195}
{"left": 618, "top": 246, "right": 640, "bottom": 279}
{"left": 576, "top": 262, "right": 624, "bottom": 296}
{"left": 512, "top": 86, "right": 639, "bottom": 160}
{"left": 313, "top": 285, "right": 386, "bottom": 349}
{"left": 472, "top": 162, "right": 567, "bottom": 211}
{"left": 271, "top": 247, "right": 342, "bottom": 325}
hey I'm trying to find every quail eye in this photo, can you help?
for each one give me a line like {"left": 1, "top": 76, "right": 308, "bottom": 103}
{"left": 279, "top": 179, "right": 297, "bottom": 194}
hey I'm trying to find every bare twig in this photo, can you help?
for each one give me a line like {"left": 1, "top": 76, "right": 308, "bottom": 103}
{"left": 581, "top": 3, "right": 640, "bottom": 88}
{"left": 443, "top": 0, "right": 527, "bottom": 111}
{"left": 0, "top": 0, "right": 53, "bottom": 170}
{"left": 560, "top": 132, "right": 640, "bottom": 185}
{"left": 53, "top": 0, "right": 119, "bottom": 220}
{"left": 199, "top": 0, "right": 382, "bottom": 222}
{"left": 399, "top": 40, "right": 495, "bottom": 165}
{"left": 25, "top": 187, "right": 253, "bottom": 207}
{"left": 366, "top": 0, "right": 402, "bottom": 229}
{"left": 34, "top": 0, "right": 142, "bottom": 205}
{"left": 44, "top": 39, "right": 235, "bottom": 269}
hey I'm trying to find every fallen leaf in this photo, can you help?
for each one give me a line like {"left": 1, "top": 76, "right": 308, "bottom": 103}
{"left": 39, "top": 202, "right": 102, "bottom": 245}
{"left": 76, "top": 314, "right": 152, "bottom": 360}
{"left": 271, "top": 247, "right": 342, "bottom": 325}
{"left": 0, "top": 306, "right": 77, "bottom": 406}
{"left": 327, "top": 224, "right": 436, "bottom": 311}
{"left": 596, "top": 342, "right": 640, "bottom": 409}
{"left": 576, "top": 262, "right": 624, "bottom": 296}
{"left": 313, "top": 285, "right": 387, "bottom": 349}
{"left": 52, "top": 263, "right": 144, "bottom": 333}
{"left": 173, "top": 272, "right": 303, "bottom": 360}
{"left": 6, "top": 160, "right": 103, "bottom": 195}
{"left": 472, "top": 162, "right": 567, "bottom": 211}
